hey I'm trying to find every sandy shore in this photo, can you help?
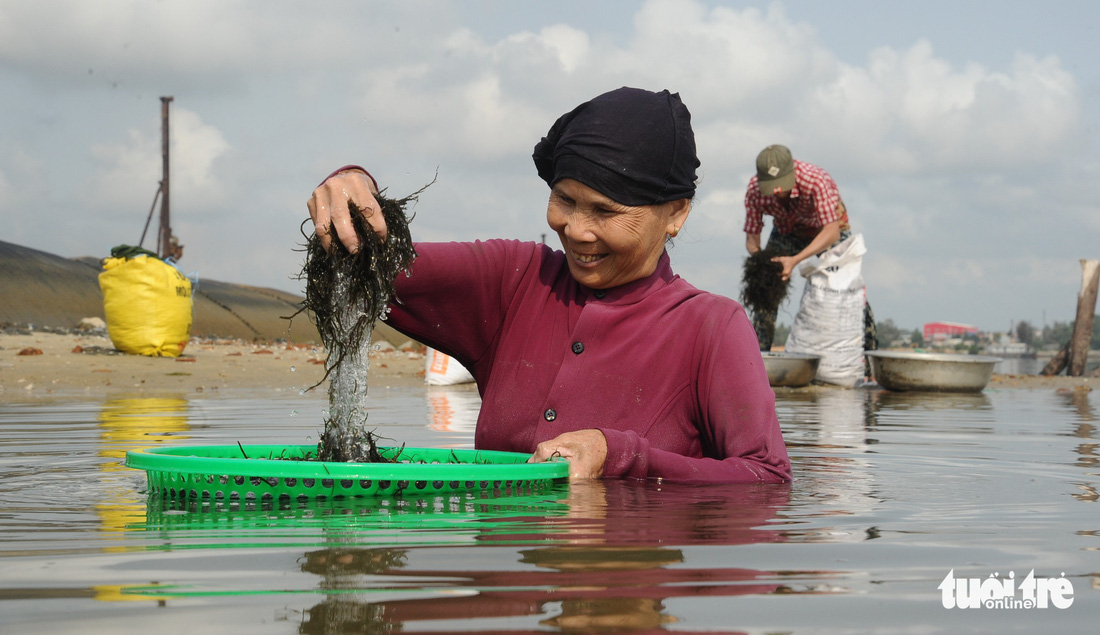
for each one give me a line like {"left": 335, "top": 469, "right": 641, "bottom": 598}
{"left": 0, "top": 330, "right": 428, "bottom": 401}
{"left": 3, "top": 331, "right": 1098, "bottom": 403}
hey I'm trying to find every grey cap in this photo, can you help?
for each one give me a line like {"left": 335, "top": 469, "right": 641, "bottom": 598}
{"left": 756, "top": 144, "right": 796, "bottom": 196}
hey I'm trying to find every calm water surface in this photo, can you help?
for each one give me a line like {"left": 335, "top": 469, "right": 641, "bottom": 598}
{"left": 0, "top": 383, "right": 1096, "bottom": 633}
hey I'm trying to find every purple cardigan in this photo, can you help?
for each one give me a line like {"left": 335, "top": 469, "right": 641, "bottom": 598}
{"left": 384, "top": 239, "right": 791, "bottom": 483}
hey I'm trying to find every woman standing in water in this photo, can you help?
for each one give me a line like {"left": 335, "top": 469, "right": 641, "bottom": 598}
{"left": 307, "top": 87, "right": 790, "bottom": 483}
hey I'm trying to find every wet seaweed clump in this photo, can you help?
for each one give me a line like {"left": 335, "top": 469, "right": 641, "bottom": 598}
{"left": 296, "top": 189, "right": 420, "bottom": 463}
{"left": 740, "top": 248, "right": 791, "bottom": 321}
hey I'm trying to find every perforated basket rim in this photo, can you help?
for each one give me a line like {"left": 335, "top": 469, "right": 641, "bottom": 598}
{"left": 125, "top": 444, "right": 569, "bottom": 482}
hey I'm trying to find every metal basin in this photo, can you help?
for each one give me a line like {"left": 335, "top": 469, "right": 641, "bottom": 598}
{"left": 866, "top": 351, "right": 1001, "bottom": 393}
{"left": 762, "top": 352, "right": 821, "bottom": 388}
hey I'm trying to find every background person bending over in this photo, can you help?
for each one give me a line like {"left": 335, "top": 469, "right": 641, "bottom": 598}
{"left": 743, "top": 144, "right": 877, "bottom": 355}
{"left": 308, "top": 87, "right": 790, "bottom": 484}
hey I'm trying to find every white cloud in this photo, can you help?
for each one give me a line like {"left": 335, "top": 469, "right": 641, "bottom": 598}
{"left": 87, "top": 127, "right": 159, "bottom": 212}
{"left": 0, "top": 0, "right": 1095, "bottom": 329}
{"left": 0, "top": 1, "right": 252, "bottom": 76}
{"left": 458, "top": 75, "right": 551, "bottom": 158}
{"left": 87, "top": 108, "right": 230, "bottom": 215}
{"left": 173, "top": 111, "right": 230, "bottom": 191}
{"left": 0, "top": 0, "right": 444, "bottom": 86}
{"left": 496, "top": 24, "right": 591, "bottom": 75}
{"left": 863, "top": 252, "right": 928, "bottom": 293}
{"left": 800, "top": 42, "right": 1080, "bottom": 175}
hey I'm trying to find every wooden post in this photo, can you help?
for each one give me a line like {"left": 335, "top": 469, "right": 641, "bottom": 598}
{"left": 1041, "top": 341, "right": 1069, "bottom": 376}
{"left": 1068, "top": 259, "right": 1100, "bottom": 376}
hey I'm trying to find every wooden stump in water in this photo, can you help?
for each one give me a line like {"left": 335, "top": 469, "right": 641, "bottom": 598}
{"left": 1068, "top": 259, "right": 1100, "bottom": 377}
{"left": 1041, "top": 342, "right": 1069, "bottom": 377}
{"left": 1041, "top": 260, "right": 1100, "bottom": 377}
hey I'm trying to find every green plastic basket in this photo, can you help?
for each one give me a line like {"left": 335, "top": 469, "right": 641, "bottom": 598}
{"left": 125, "top": 444, "right": 569, "bottom": 502}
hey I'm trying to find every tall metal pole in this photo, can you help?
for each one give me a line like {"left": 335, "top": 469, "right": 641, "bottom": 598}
{"left": 158, "top": 96, "right": 173, "bottom": 259}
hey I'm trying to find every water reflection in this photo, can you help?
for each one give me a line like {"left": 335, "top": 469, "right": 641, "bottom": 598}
{"left": 1058, "top": 387, "right": 1099, "bottom": 474}
{"left": 425, "top": 385, "right": 479, "bottom": 437}
{"left": 97, "top": 395, "right": 191, "bottom": 468}
{"left": 997, "top": 356, "right": 1100, "bottom": 376}
{"left": 295, "top": 481, "right": 798, "bottom": 631}
{"left": 776, "top": 388, "right": 874, "bottom": 450}
{"left": 870, "top": 389, "right": 993, "bottom": 412}
{"left": 1054, "top": 387, "right": 1099, "bottom": 501}
{"left": 1057, "top": 384, "right": 1095, "bottom": 420}
{"left": 96, "top": 395, "right": 191, "bottom": 543}
{"left": 778, "top": 389, "right": 881, "bottom": 540}
{"left": 140, "top": 487, "right": 571, "bottom": 538}
{"left": 4, "top": 385, "right": 1099, "bottom": 631}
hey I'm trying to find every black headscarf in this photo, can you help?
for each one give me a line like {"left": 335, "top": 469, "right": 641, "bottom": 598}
{"left": 532, "top": 87, "right": 699, "bottom": 206}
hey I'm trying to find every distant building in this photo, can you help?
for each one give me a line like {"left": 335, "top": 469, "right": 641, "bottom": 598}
{"left": 987, "top": 342, "right": 1029, "bottom": 355}
{"left": 923, "top": 321, "right": 979, "bottom": 342}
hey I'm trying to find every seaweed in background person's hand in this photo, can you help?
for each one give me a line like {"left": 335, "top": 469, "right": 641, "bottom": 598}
{"left": 740, "top": 248, "right": 791, "bottom": 320}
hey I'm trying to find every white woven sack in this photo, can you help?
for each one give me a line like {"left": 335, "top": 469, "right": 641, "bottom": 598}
{"left": 784, "top": 234, "right": 867, "bottom": 387}
{"left": 424, "top": 347, "right": 475, "bottom": 385}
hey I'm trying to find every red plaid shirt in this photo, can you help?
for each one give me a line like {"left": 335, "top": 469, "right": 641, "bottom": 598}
{"left": 743, "top": 160, "right": 844, "bottom": 237}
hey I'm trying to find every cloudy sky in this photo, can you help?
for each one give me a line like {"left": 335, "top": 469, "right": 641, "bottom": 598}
{"left": 2, "top": 0, "right": 1097, "bottom": 333}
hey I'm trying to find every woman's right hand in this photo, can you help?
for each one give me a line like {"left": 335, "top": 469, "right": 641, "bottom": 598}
{"left": 307, "top": 168, "right": 388, "bottom": 253}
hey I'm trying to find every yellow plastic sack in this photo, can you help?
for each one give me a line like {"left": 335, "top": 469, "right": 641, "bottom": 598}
{"left": 98, "top": 255, "right": 193, "bottom": 357}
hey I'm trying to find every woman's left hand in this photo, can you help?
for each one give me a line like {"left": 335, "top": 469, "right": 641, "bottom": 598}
{"left": 529, "top": 429, "right": 608, "bottom": 479}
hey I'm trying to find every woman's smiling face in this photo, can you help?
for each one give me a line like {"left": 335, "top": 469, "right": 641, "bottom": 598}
{"left": 546, "top": 178, "right": 690, "bottom": 290}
